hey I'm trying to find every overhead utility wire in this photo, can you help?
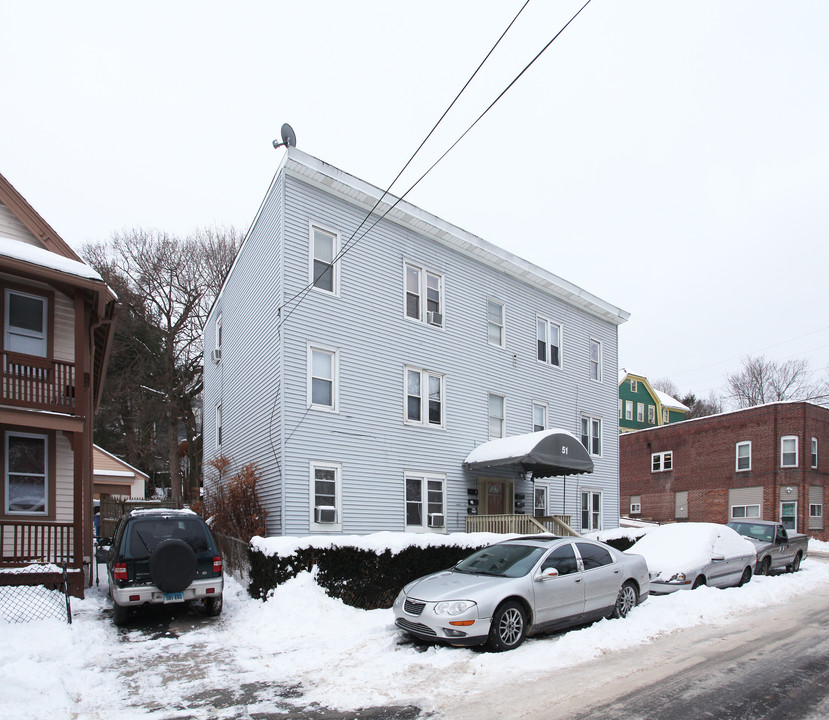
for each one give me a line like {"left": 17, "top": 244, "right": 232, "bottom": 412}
{"left": 278, "top": 0, "right": 593, "bottom": 332}
{"left": 277, "top": 0, "right": 532, "bottom": 319}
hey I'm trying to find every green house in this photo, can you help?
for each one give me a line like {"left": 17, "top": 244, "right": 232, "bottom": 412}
{"left": 618, "top": 369, "right": 688, "bottom": 433}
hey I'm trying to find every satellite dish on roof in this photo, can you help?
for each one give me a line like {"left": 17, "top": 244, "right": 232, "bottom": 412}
{"left": 272, "top": 123, "right": 297, "bottom": 150}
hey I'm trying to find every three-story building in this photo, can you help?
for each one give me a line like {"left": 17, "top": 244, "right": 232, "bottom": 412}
{"left": 203, "top": 148, "right": 628, "bottom": 536}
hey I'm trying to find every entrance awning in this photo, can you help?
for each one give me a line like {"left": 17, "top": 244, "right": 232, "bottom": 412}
{"left": 463, "top": 429, "right": 594, "bottom": 478}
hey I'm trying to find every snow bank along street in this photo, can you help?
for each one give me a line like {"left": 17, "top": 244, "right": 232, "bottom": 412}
{"left": 2, "top": 542, "right": 829, "bottom": 719}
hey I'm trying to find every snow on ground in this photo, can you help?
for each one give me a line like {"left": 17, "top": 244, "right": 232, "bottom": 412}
{"left": 3, "top": 540, "right": 829, "bottom": 719}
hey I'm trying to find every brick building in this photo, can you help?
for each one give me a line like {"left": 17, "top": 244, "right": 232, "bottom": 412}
{"left": 620, "top": 401, "right": 828, "bottom": 540}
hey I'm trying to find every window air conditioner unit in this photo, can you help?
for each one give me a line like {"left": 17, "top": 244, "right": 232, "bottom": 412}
{"left": 314, "top": 506, "right": 337, "bottom": 524}
{"left": 426, "top": 311, "right": 443, "bottom": 327}
{"left": 427, "top": 513, "right": 445, "bottom": 528}
{"left": 211, "top": 348, "right": 222, "bottom": 363}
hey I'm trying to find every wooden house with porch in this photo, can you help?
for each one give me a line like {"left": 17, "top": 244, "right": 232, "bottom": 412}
{"left": 0, "top": 172, "right": 117, "bottom": 597}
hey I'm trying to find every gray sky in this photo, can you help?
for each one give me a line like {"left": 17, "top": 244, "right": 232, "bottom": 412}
{"left": 3, "top": 0, "right": 828, "bottom": 401}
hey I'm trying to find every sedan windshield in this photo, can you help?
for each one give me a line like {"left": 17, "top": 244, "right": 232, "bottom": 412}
{"left": 455, "top": 544, "right": 546, "bottom": 578}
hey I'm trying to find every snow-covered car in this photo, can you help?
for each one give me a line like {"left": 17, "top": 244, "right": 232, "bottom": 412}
{"left": 99, "top": 508, "right": 224, "bottom": 625}
{"left": 629, "top": 522, "right": 756, "bottom": 595}
{"left": 393, "top": 536, "right": 650, "bottom": 652}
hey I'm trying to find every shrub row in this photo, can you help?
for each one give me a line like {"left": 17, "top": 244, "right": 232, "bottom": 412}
{"left": 247, "top": 542, "right": 489, "bottom": 610}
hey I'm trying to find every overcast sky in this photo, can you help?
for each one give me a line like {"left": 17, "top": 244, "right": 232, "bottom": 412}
{"left": 3, "top": 1, "right": 827, "bottom": 401}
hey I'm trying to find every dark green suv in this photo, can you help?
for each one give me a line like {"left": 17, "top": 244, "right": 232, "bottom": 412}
{"left": 101, "top": 508, "right": 224, "bottom": 625}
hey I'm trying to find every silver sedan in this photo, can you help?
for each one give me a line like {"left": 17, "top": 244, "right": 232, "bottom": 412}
{"left": 393, "top": 536, "right": 650, "bottom": 651}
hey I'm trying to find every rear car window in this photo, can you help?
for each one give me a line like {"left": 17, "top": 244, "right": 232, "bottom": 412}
{"left": 125, "top": 517, "right": 212, "bottom": 558}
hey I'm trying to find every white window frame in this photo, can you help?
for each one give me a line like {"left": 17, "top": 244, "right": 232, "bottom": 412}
{"left": 810, "top": 503, "right": 823, "bottom": 519}
{"left": 308, "top": 345, "right": 338, "bottom": 412}
{"left": 630, "top": 379, "right": 638, "bottom": 393}
{"left": 215, "top": 314, "right": 222, "bottom": 350}
{"left": 589, "top": 339, "right": 602, "bottom": 382}
{"left": 5, "top": 431, "right": 48, "bottom": 516}
{"left": 532, "top": 402, "right": 547, "bottom": 433}
{"left": 404, "top": 262, "right": 443, "bottom": 327}
{"left": 488, "top": 393, "right": 506, "bottom": 440}
{"left": 215, "top": 403, "right": 223, "bottom": 448}
{"left": 731, "top": 504, "right": 761, "bottom": 519}
{"left": 580, "top": 416, "right": 602, "bottom": 457}
{"left": 309, "top": 461, "right": 342, "bottom": 532}
{"left": 781, "top": 436, "right": 798, "bottom": 468}
{"left": 647, "top": 405, "right": 655, "bottom": 424}
{"left": 405, "top": 472, "right": 446, "bottom": 532}
{"left": 581, "top": 490, "right": 602, "bottom": 531}
{"left": 487, "top": 299, "right": 505, "bottom": 348}
{"left": 4, "top": 289, "right": 48, "bottom": 358}
{"left": 780, "top": 501, "right": 797, "bottom": 532}
{"left": 625, "top": 400, "right": 633, "bottom": 421}
{"left": 630, "top": 496, "right": 641, "bottom": 514}
{"left": 637, "top": 403, "right": 644, "bottom": 423}
{"left": 651, "top": 451, "right": 673, "bottom": 472}
{"left": 736, "top": 441, "right": 751, "bottom": 471}
{"left": 812, "top": 437, "right": 818, "bottom": 469}
{"left": 536, "top": 317, "right": 562, "bottom": 368}
{"left": 310, "top": 223, "right": 339, "bottom": 295}
{"left": 404, "top": 366, "right": 445, "bottom": 428}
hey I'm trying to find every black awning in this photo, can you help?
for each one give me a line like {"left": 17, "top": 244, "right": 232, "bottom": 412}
{"left": 463, "top": 429, "right": 594, "bottom": 478}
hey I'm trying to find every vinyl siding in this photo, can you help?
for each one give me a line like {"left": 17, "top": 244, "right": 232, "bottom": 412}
{"left": 0, "top": 202, "right": 40, "bottom": 245}
{"left": 55, "top": 433, "right": 74, "bottom": 523}
{"left": 207, "top": 159, "right": 623, "bottom": 536}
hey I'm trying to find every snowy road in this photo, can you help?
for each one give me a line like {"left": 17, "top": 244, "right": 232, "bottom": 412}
{"left": 3, "top": 554, "right": 829, "bottom": 719}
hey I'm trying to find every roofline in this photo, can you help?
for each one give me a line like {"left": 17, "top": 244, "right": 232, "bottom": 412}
{"left": 620, "top": 399, "right": 828, "bottom": 435}
{"left": 0, "top": 172, "right": 83, "bottom": 263}
{"left": 93, "top": 444, "right": 150, "bottom": 481}
{"left": 283, "top": 148, "right": 629, "bottom": 325}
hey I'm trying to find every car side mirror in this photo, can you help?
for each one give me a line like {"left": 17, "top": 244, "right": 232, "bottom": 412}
{"left": 711, "top": 554, "right": 725, "bottom": 562}
{"left": 536, "top": 567, "right": 560, "bottom": 581}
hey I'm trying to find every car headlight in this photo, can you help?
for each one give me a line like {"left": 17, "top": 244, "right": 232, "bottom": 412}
{"left": 667, "top": 573, "right": 687, "bottom": 583}
{"left": 433, "top": 600, "right": 476, "bottom": 616}
{"left": 394, "top": 589, "right": 406, "bottom": 606}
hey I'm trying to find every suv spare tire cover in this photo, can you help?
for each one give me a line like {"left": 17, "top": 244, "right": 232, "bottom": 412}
{"left": 149, "top": 539, "right": 197, "bottom": 593}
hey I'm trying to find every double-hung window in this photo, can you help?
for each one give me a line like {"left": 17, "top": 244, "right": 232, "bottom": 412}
{"left": 310, "top": 462, "right": 341, "bottom": 530}
{"left": 310, "top": 225, "right": 338, "bottom": 294}
{"left": 5, "top": 289, "right": 48, "bottom": 357}
{"left": 405, "top": 473, "right": 445, "bottom": 531}
{"left": 487, "top": 299, "right": 505, "bottom": 347}
{"left": 647, "top": 405, "right": 656, "bottom": 424}
{"left": 812, "top": 438, "right": 818, "bottom": 469}
{"left": 536, "top": 317, "right": 561, "bottom": 367}
{"left": 580, "top": 416, "right": 601, "bottom": 456}
{"left": 781, "top": 436, "right": 798, "bottom": 468}
{"left": 652, "top": 451, "right": 673, "bottom": 472}
{"left": 637, "top": 403, "right": 644, "bottom": 423}
{"left": 589, "top": 339, "right": 601, "bottom": 381}
{"left": 405, "top": 367, "right": 444, "bottom": 427}
{"left": 405, "top": 263, "right": 443, "bottom": 326}
{"left": 625, "top": 401, "right": 633, "bottom": 421}
{"left": 5, "top": 432, "right": 48, "bottom": 515}
{"left": 216, "top": 404, "right": 223, "bottom": 448}
{"left": 309, "top": 346, "right": 337, "bottom": 411}
{"left": 736, "top": 441, "right": 751, "bottom": 471}
{"left": 532, "top": 402, "right": 547, "bottom": 432}
{"left": 489, "top": 393, "right": 506, "bottom": 439}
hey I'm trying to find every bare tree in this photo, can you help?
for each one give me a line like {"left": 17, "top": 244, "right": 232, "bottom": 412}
{"left": 651, "top": 378, "right": 722, "bottom": 419}
{"left": 84, "top": 226, "right": 242, "bottom": 503}
{"left": 725, "top": 355, "right": 825, "bottom": 409}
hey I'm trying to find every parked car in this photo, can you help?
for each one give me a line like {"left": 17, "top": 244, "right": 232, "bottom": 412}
{"left": 727, "top": 520, "right": 808, "bottom": 575}
{"left": 393, "top": 536, "right": 649, "bottom": 652}
{"left": 98, "top": 508, "right": 224, "bottom": 625}
{"left": 628, "top": 522, "right": 756, "bottom": 595}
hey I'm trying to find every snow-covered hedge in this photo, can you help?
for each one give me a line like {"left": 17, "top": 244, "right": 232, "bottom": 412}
{"left": 247, "top": 532, "right": 517, "bottom": 609}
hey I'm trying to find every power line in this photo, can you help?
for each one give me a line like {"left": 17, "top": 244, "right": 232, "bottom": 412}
{"left": 277, "top": 0, "right": 533, "bottom": 323}
{"left": 277, "top": 0, "right": 594, "bottom": 332}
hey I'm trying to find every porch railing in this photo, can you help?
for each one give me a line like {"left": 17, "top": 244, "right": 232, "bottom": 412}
{"left": 466, "top": 514, "right": 579, "bottom": 537}
{"left": 1, "top": 351, "right": 76, "bottom": 413}
{"left": 0, "top": 520, "right": 76, "bottom": 566}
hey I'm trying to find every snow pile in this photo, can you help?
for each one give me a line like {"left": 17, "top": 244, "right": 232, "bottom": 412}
{"left": 627, "top": 522, "right": 755, "bottom": 578}
{"left": 251, "top": 530, "right": 524, "bottom": 558}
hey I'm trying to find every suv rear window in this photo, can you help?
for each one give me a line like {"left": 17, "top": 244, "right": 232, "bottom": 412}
{"left": 125, "top": 517, "right": 212, "bottom": 558}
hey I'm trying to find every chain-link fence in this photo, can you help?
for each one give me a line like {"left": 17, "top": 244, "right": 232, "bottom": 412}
{"left": 0, "top": 565, "right": 72, "bottom": 624}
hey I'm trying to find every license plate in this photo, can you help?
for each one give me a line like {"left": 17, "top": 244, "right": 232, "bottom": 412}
{"left": 163, "top": 591, "right": 184, "bottom": 603}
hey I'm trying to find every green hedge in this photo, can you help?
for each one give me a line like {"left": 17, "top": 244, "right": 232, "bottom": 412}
{"left": 248, "top": 542, "right": 489, "bottom": 610}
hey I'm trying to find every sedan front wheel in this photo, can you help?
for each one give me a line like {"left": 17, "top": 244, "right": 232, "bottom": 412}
{"left": 487, "top": 601, "right": 527, "bottom": 652}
